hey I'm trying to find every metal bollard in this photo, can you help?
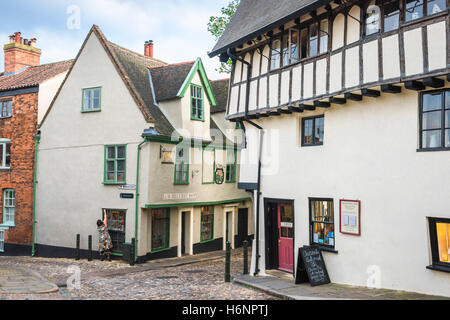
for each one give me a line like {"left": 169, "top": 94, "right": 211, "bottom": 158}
{"left": 130, "top": 238, "right": 136, "bottom": 266}
{"left": 225, "top": 241, "right": 231, "bottom": 282}
{"left": 88, "top": 235, "right": 92, "bottom": 261}
{"left": 75, "top": 234, "right": 80, "bottom": 260}
{"left": 243, "top": 240, "right": 249, "bottom": 275}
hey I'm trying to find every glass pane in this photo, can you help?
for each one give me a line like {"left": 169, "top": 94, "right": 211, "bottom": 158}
{"left": 117, "top": 146, "right": 125, "bottom": 159}
{"left": 117, "top": 172, "right": 125, "bottom": 182}
{"left": 314, "top": 117, "right": 324, "bottom": 144}
{"left": 319, "top": 20, "right": 328, "bottom": 54}
{"left": 201, "top": 206, "right": 214, "bottom": 241}
{"left": 427, "top": 0, "right": 446, "bottom": 15}
{"left": 300, "top": 29, "right": 308, "bottom": 59}
{"left": 313, "top": 223, "right": 325, "bottom": 244}
{"left": 405, "top": 0, "right": 423, "bottom": 22}
{"left": 107, "top": 172, "right": 115, "bottom": 180}
{"left": 312, "top": 200, "right": 334, "bottom": 222}
{"left": 290, "top": 30, "right": 299, "bottom": 62}
{"left": 446, "top": 91, "right": 450, "bottom": 109}
{"left": 422, "top": 111, "right": 442, "bottom": 130}
{"left": 282, "top": 34, "right": 289, "bottom": 66}
{"left": 84, "top": 90, "right": 92, "bottom": 110}
{"left": 383, "top": 0, "right": 400, "bottom": 31}
{"left": 117, "top": 160, "right": 125, "bottom": 171}
{"left": 107, "top": 161, "right": 114, "bottom": 172}
{"left": 423, "top": 93, "right": 442, "bottom": 112}
{"left": 152, "top": 209, "right": 169, "bottom": 249}
{"left": 366, "top": 0, "right": 381, "bottom": 35}
{"left": 422, "top": 130, "right": 441, "bottom": 148}
{"left": 309, "top": 23, "right": 318, "bottom": 57}
{"left": 446, "top": 111, "right": 450, "bottom": 128}
{"left": 436, "top": 223, "right": 450, "bottom": 263}
{"left": 303, "top": 119, "right": 314, "bottom": 144}
{"left": 0, "top": 144, "right": 3, "bottom": 166}
{"left": 446, "top": 130, "right": 450, "bottom": 148}
{"left": 107, "top": 147, "right": 116, "bottom": 159}
{"left": 280, "top": 205, "right": 293, "bottom": 223}
{"left": 324, "top": 224, "right": 335, "bottom": 246}
{"left": 5, "top": 143, "right": 10, "bottom": 166}
{"left": 270, "top": 40, "right": 281, "bottom": 69}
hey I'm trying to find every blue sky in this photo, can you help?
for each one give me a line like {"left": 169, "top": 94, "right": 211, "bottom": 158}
{"left": 0, "top": 0, "right": 229, "bottom": 79}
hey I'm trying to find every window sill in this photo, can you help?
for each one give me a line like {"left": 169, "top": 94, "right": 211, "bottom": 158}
{"left": 426, "top": 264, "right": 450, "bottom": 274}
{"left": 0, "top": 223, "right": 14, "bottom": 228}
{"left": 0, "top": 116, "right": 12, "bottom": 120}
{"left": 301, "top": 144, "right": 324, "bottom": 148}
{"left": 174, "top": 182, "right": 189, "bottom": 185}
{"left": 0, "top": 168, "right": 11, "bottom": 171}
{"left": 81, "top": 109, "right": 101, "bottom": 113}
{"left": 103, "top": 182, "right": 127, "bottom": 186}
{"left": 191, "top": 118, "right": 205, "bottom": 122}
{"left": 312, "top": 245, "right": 338, "bottom": 254}
{"left": 417, "top": 147, "right": 450, "bottom": 152}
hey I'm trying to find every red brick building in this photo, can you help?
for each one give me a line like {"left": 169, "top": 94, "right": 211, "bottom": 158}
{"left": 0, "top": 32, "right": 72, "bottom": 255}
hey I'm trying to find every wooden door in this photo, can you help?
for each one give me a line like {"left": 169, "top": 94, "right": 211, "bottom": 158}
{"left": 278, "top": 204, "right": 294, "bottom": 272}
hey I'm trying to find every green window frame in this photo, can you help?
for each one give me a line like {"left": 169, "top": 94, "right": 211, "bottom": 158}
{"left": 151, "top": 208, "right": 170, "bottom": 252}
{"left": 104, "top": 145, "right": 127, "bottom": 184}
{"left": 190, "top": 84, "right": 204, "bottom": 121}
{"left": 174, "top": 145, "right": 189, "bottom": 185}
{"left": 82, "top": 87, "right": 102, "bottom": 112}
{"left": 225, "top": 147, "right": 237, "bottom": 183}
{"left": 3, "top": 189, "right": 15, "bottom": 226}
{"left": 200, "top": 206, "right": 214, "bottom": 242}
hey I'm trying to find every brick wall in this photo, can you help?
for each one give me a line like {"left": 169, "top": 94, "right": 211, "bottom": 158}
{"left": 0, "top": 92, "right": 38, "bottom": 246}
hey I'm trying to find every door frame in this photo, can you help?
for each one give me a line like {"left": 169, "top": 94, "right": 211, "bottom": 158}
{"left": 236, "top": 208, "right": 249, "bottom": 248}
{"left": 264, "top": 198, "right": 295, "bottom": 275}
{"left": 102, "top": 208, "right": 127, "bottom": 256}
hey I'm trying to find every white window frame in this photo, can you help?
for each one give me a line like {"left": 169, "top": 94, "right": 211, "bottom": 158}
{"left": 0, "top": 139, "right": 11, "bottom": 169}
{"left": 0, "top": 229, "right": 4, "bottom": 252}
{"left": 0, "top": 100, "right": 12, "bottom": 118}
{"left": 3, "top": 189, "right": 15, "bottom": 226}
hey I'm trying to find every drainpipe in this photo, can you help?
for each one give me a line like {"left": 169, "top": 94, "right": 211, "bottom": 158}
{"left": 31, "top": 132, "right": 41, "bottom": 257}
{"left": 135, "top": 139, "right": 148, "bottom": 262}
{"left": 227, "top": 48, "right": 264, "bottom": 276}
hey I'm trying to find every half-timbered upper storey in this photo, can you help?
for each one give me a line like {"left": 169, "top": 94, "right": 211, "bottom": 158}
{"left": 210, "top": 0, "right": 449, "bottom": 120}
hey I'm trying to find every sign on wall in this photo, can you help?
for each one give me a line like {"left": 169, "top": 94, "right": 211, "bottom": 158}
{"left": 339, "top": 199, "right": 361, "bottom": 236}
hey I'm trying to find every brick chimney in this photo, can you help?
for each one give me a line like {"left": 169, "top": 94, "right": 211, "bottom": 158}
{"left": 144, "top": 40, "right": 154, "bottom": 58}
{"left": 4, "top": 32, "right": 41, "bottom": 74}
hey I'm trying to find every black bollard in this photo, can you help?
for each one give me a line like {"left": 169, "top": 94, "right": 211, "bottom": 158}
{"left": 225, "top": 241, "right": 231, "bottom": 282}
{"left": 75, "top": 234, "right": 80, "bottom": 260}
{"left": 130, "top": 238, "right": 136, "bottom": 266}
{"left": 88, "top": 235, "right": 92, "bottom": 261}
{"left": 243, "top": 240, "right": 249, "bottom": 275}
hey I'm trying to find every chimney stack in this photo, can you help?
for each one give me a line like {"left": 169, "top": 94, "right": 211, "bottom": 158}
{"left": 4, "top": 32, "right": 41, "bottom": 74}
{"left": 144, "top": 40, "right": 154, "bottom": 58}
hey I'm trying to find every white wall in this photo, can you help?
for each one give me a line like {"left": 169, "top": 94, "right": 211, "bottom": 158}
{"left": 38, "top": 71, "right": 68, "bottom": 125}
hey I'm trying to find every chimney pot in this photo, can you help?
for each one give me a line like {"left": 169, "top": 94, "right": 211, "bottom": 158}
{"left": 144, "top": 40, "right": 154, "bottom": 58}
{"left": 14, "top": 32, "right": 21, "bottom": 44}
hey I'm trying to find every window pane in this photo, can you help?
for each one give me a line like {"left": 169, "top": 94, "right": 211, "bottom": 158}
{"left": 0, "top": 144, "right": 3, "bottom": 166}
{"left": 423, "top": 93, "right": 442, "bottom": 112}
{"left": 436, "top": 223, "right": 450, "bottom": 263}
{"left": 313, "top": 223, "right": 325, "bottom": 244}
{"left": 83, "top": 90, "right": 91, "bottom": 110}
{"left": 427, "top": 0, "right": 446, "bottom": 14}
{"left": 422, "top": 111, "right": 442, "bottom": 130}
{"left": 290, "top": 30, "right": 299, "bottom": 62}
{"left": 5, "top": 143, "right": 10, "bottom": 166}
{"left": 422, "top": 130, "right": 441, "bottom": 148}
{"left": 280, "top": 205, "right": 293, "bottom": 223}
{"left": 309, "top": 23, "right": 318, "bottom": 57}
{"left": 300, "top": 29, "right": 308, "bottom": 59}
{"left": 117, "top": 172, "right": 125, "bottom": 182}
{"left": 117, "top": 160, "right": 125, "bottom": 171}
{"left": 303, "top": 119, "right": 314, "bottom": 144}
{"left": 201, "top": 206, "right": 214, "bottom": 241}
{"left": 319, "top": 20, "right": 328, "bottom": 54}
{"left": 117, "top": 146, "right": 126, "bottom": 159}
{"left": 314, "top": 117, "right": 324, "bottom": 144}
{"left": 152, "top": 209, "right": 169, "bottom": 250}
{"left": 446, "top": 130, "right": 450, "bottom": 148}
{"left": 446, "top": 110, "right": 450, "bottom": 128}
{"left": 270, "top": 40, "right": 281, "bottom": 69}
{"left": 405, "top": 0, "right": 423, "bottom": 22}
{"left": 366, "top": 0, "right": 381, "bottom": 35}
{"left": 446, "top": 91, "right": 450, "bottom": 109}
{"left": 107, "top": 147, "right": 116, "bottom": 159}
{"left": 383, "top": 0, "right": 400, "bottom": 31}
{"left": 282, "top": 34, "right": 289, "bottom": 66}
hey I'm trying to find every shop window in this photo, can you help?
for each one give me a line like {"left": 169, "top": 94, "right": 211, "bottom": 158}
{"left": 0, "top": 139, "right": 11, "bottom": 169}
{"left": 104, "top": 209, "right": 126, "bottom": 253}
{"left": 383, "top": 0, "right": 400, "bottom": 31}
{"left": 174, "top": 145, "right": 189, "bottom": 185}
{"left": 428, "top": 217, "right": 450, "bottom": 271}
{"left": 2, "top": 189, "right": 15, "bottom": 226}
{"left": 405, "top": 0, "right": 424, "bottom": 21}
{"left": 302, "top": 115, "right": 324, "bottom": 146}
{"left": 82, "top": 87, "right": 101, "bottom": 112}
{"left": 365, "top": 0, "right": 382, "bottom": 35}
{"left": 152, "top": 208, "right": 170, "bottom": 252}
{"left": 191, "top": 85, "right": 204, "bottom": 121}
{"left": 419, "top": 89, "right": 449, "bottom": 150}
{"left": 310, "top": 199, "right": 335, "bottom": 249}
{"left": 270, "top": 39, "right": 281, "bottom": 70}
{"left": 0, "top": 100, "right": 12, "bottom": 118}
{"left": 225, "top": 147, "right": 237, "bottom": 183}
{"left": 201, "top": 206, "right": 214, "bottom": 242}
{"left": 104, "top": 145, "right": 126, "bottom": 184}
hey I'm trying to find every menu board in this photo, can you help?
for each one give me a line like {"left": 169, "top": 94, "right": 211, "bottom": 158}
{"left": 295, "top": 246, "right": 330, "bottom": 286}
{"left": 340, "top": 199, "right": 361, "bottom": 235}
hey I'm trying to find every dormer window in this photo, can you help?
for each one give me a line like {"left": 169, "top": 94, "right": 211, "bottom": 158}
{"left": 191, "top": 85, "right": 204, "bottom": 121}
{"left": 0, "top": 100, "right": 12, "bottom": 118}
{"left": 82, "top": 87, "right": 101, "bottom": 112}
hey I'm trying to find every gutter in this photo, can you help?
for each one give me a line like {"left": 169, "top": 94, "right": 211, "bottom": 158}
{"left": 134, "top": 138, "right": 148, "bottom": 262}
{"left": 226, "top": 48, "right": 263, "bottom": 276}
{"left": 31, "top": 132, "right": 41, "bottom": 257}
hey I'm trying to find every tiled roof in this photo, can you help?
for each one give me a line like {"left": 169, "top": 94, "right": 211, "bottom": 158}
{"left": 210, "top": 0, "right": 327, "bottom": 57}
{"left": 0, "top": 60, "right": 73, "bottom": 92}
{"left": 210, "top": 79, "right": 229, "bottom": 114}
{"left": 149, "top": 62, "right": 195, "bottom": 102}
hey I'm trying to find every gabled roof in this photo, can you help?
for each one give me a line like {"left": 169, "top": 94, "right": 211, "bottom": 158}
{"left": 210, "top": 79, "right": 229, "bottom": 114}
{"left": 209, "top": 0, "right": 329, "bottom": 57}
{"left": 0, "top": 60, "right": 73, "bottom": 92}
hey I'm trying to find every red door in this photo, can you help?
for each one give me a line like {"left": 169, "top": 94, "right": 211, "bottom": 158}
{"left": 278, "top": 204, "right": 294, "bottom": 272}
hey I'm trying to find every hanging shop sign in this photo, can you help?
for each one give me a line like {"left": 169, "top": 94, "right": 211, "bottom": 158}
{"left": 295, "top": 246, "right": 331, "bottom": 286}
{"left": 215, "top": 167, "right": 224, "bottom": 185}
{"left": 339, "top": 199, "right": 361, "bottom": 236}
{"left": 160, "top": 145, "right": 174, "bottom": 164}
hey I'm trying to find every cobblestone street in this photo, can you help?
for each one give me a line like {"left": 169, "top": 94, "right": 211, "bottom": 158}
{"left": 0, "top": 253, "right": 277, "bottom": 300}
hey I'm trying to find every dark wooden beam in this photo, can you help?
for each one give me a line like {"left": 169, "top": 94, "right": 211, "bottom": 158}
{"left": 329, "top": 97, "right": 347, "bottom": 104}
{"left": 300, "top": 104, "right": 316, "bottom": 111}
{"left": 344, "top": 92, "right": 363, "bottom": 101}
{"left": 361, "top": 88, "right": 381, "bottom": 97}
{"left": 247, "top": 114, "right": 260, "bottom": 119}
{"left": 278, "top": 108, "right": 292, "bottom": 114}
{"left": 314, "top": 100, "right": 331, "bottom": 108}
{"left": 447, "top": 74, "right": 450, "bottom": 82}
{"left": 259, "top": 113, "right": 270, "bottom": 117}
{"left": 404, "top": 80, "right": 425, "bottom": 91}
{"left": 288, "top": 106, "right": 304, "bottom": 113}
{"left": 381, "top": 84, "right": 401, "bottom": 93}
{"left": 423, "top": 77, "right": 445, "bottom": 88}
{"left": 268, "top": 111, "right": 281, "bottom": 116}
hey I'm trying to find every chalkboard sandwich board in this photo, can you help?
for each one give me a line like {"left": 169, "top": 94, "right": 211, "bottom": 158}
{"left": 295, "top": 245, "right": 331, "bottom": 286}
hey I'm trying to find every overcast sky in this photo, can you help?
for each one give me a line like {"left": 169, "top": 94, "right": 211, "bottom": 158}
{"left": 0, "top": 0, "right": 229, "bottom": 79}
